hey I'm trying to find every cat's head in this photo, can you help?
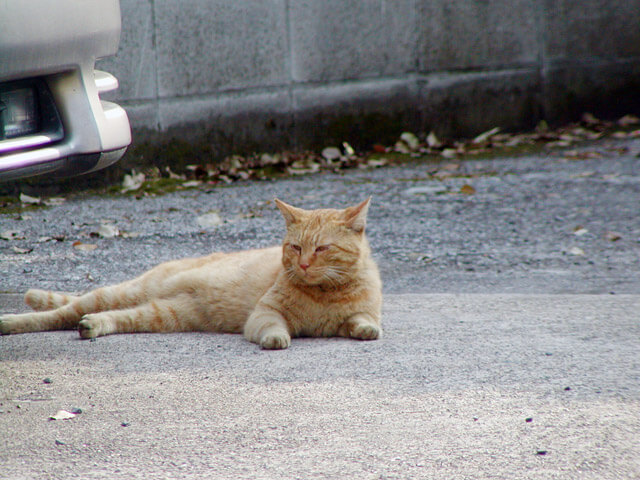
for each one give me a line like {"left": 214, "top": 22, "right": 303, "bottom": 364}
{"left": 275, "top": 198, "right": 371, "bottom": 287}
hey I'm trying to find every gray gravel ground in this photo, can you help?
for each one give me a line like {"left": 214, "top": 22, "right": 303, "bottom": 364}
{"left": 1, "top": 138, "right": 639, "bottom": 479}
{"left": 1, "top": 138, "right": 639, "bottom": 297}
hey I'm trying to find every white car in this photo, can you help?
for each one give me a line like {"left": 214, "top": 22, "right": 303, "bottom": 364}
{"left": 0, "top": 0, "right": 131, "bottom": 182}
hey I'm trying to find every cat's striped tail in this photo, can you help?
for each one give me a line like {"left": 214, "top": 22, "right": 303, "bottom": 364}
{"left": 24, "top": 289, "right": 78, "bottom": 311}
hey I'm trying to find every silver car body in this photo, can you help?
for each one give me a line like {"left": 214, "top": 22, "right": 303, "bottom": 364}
{"left": 0, "top": 0, "right": 131, "bottom": 181}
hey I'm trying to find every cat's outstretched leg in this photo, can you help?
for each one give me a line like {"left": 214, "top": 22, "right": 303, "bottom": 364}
{"left": 78, "top": 294, "right": 198, "bottom": 339}
{"left": 24, "top": 289, "right": 78, "bottom": 311}
{"left": 244, "top": 307, "right": 291, "bottom": 350}
{"left": 0, "top": 283, "right": 146, "bottom": 335}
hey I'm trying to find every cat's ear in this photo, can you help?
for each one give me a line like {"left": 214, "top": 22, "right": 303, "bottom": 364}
{"left": 274, "top": 198, "right": 305, "bottom": 226}
{"left": 342, "top": 197, "right": 371, "bottom": 233}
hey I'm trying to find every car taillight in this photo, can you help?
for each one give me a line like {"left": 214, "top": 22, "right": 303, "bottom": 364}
{"left": 0, "top": 86, "right": 40, "bottom": 139}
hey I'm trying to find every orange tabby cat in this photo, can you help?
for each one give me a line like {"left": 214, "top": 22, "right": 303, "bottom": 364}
{"left": 0, "top": 198, "right": 382, "bottom": 349}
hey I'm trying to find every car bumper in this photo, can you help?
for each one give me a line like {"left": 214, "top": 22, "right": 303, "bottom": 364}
{"left": 0, "top": 0, "right": 131, "bottom": 182}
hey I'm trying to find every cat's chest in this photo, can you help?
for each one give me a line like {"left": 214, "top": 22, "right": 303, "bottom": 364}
{"left": 277, "top": 286, "right": 365, "bottom": 336}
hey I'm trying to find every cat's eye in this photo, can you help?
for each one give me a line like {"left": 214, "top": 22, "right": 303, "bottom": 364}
{"left": 290, "top": 244, "right": 302, "bottom": 253}
{"left": 315, "top": 245, "right": 331, "bottom": 253}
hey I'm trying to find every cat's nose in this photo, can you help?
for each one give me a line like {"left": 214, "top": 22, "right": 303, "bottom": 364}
{"left": 300, "top": 263, "right": 310, "bottom": 271}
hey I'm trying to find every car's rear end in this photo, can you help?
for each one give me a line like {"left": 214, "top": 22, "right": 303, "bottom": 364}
{"left": 0, "top": 0, "right": 131, "bottom": 182}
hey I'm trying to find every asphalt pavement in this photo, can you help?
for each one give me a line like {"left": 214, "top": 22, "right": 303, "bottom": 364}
{"left": 1, "top": 138, "right": 639, "bottom": 479}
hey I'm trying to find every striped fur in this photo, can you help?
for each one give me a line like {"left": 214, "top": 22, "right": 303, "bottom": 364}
{"left": 0, "top": 199, "right": 382, "bottom": 349}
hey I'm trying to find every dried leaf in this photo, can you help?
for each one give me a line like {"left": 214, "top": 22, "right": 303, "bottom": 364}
{"left": 581, "top": 113, "right": 600, "bottom": 125}
{"left": 196, "top": 212, "right": 222, "bottom": 229}
{"left": 96, "top": 224, "right": 119, "bottom": 238}
{"left": 121, "top": 171, "right": 145, "bottom": 193}
{"left": 73, "top": 241, "right": 98, "bottom": 252}
{"left": 403, "top": 185, "right": 449, "bottom": 196}
{"left": 342, "top": 142, "right": 355, "bottom": 156}
{"left": 426, "top": 131, "right": 443, "bottom": 149}
{"left": 181, "top": 180, "right": 202, "bottom": 188}
{"left": 19, "top": 193, "right": 41, "bottom": 205}
{"left": 617, "top": 114, "right": 640, "bottom": 126}
{"left": 460, "top": 184, "right": 476, "bottom": 195}
{"left": 440, "top": 148, "right": 457, "bottom": 159}
{"left": 322, "top": 147, "right": 342, "bottom": 161}
{"left": 1, "top": 230, "right": 24, "bottom": 241}
{"left": 11, "top": 246, "right": 32, "bottom": 254}
{"left": 568, "top": 246, "right": 585, "bottom": 256}
{"left": 472, "top": 127, "right": 500, "bottom": 144}
{"left": 49, "top": 410, "right": 76, "bottom": 421}
{"left": 400, "top": 132, "right": 420, "bottom": 151}
{"left": 573, "top": 226, "right": 588, "bottom": 236}
{"left": 366, "top": 158, "right": 388, "bottom": 168}
{"left": 604, "top": 231, "right": 622, "bottom": 242}
{"left": 43, "top": 197, "right": 66, "bottom": 207}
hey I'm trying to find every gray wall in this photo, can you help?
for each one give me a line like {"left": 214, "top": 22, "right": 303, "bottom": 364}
{"left": 98, "top": 0, "right": 640, "bottom": 158}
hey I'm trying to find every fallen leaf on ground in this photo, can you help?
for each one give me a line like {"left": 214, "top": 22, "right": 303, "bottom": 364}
{"left": 581, "top": 113, "right": 600, "bottom": 125}
{"left": 43, "top": 197, "right": 66, "bottom": 206}
{"left": 1, "top": 230, "right": 24, "bottom": 241}
{"left": 196, "top": 212, "right": 223, "bottom": 228}
{"left": 573, "top": 226, "right": 589, "bottom": 236}
{"left": 342, "top": 142, "right": 355, "bottom": 156}
{"left": 569, "top": 246, "right": 585, "bottom": 256}
{"left": 322, "top": 147, "right": 342, "bottom": 161}
{"left": 50, "top": 410, "right": 76, "bottom": 421}
{"left": 366, "top": 158, "right": 388, "bottom": 168}
{"left": 121, "top": 171, "right": 145, "bottom": 193}
{"left": 73, "top": 241, "right": 98, "bottom": 252}
{"left": 181, "top": 180, "right": 202, "bottom": 188}
{"left": 604, "top": 231, "right": 622, "bottom": 241}
{"left": 11, "top": 246, "right": 33, "bottom": 254}
{"left": 19, "top": 193, "right": 41, "bottom": 205}
{"left": 472, "top": 127, "right": 500, "bottom": 144}
{"left": 426, "top": 131, "right": 443, "bottom": 149}
{"left": 460, "top": 184, "right": 476, "bottom": 195}
{"left": 96, "top": 224, "right": 119, "bottom": 238}
{"left": 618, "top": 114, "right": 640, "bottom": 126}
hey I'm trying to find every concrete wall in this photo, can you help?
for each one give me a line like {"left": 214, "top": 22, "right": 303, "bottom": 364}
{"left": 98, "top": 0, "right": 640, "bottom": 159}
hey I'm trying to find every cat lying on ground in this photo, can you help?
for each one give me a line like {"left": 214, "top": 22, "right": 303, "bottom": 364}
{"left": 0, "top": 198, "right": 382, "bottom": 349}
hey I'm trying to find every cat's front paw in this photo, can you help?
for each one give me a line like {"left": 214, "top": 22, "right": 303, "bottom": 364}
{"left": 260, "top": 332, "right": 291, "bottom": 350}
{"left": 78, "top": 314, "right": 106, "bottom": 339}
{"left": 350, "top": 323, "right": 381, "bottom": 341}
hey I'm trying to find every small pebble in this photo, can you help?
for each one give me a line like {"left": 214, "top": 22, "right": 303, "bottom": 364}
{"left": 55, "top": 440, "right": 65, "bottom": 446}
{"left": 43, "top": 378, "right": 53, "bottom": 384}
{"left": 564, "top": 386, "right": 572, "bottom": 391}
{"left": 536, "top": 450, "right": 548, "bottom": 456}
{"left": 70, "top": 408, "right": 83, "bottom": 414}
{"left": 121, "top": 422, "right": 130, "bottom": 427}
{"left": 525, "top": 417, "right": 533, "bottom": 423}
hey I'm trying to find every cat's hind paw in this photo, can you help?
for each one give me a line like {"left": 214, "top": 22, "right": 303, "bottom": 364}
{"left": 0, "top": 314, "right": 24, "bottom": 335}
{"left": 78, "top": 315, "right": 104, "bottom": 339}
